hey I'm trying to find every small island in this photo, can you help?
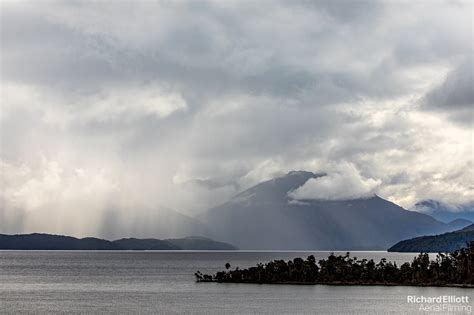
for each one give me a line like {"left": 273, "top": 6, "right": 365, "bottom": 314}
{"left": 195, "top": 242, "right": 474, "bottom": 287}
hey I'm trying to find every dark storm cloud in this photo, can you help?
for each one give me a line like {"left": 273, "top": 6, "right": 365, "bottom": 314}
{"left": 422, "top": 58, "right": 473, "bottom": 125}
{"left": 0, "top": 6, "right": 117, "bottom": 92}
{"left": 0, "top": 0, "right": 420, "bottom": 104}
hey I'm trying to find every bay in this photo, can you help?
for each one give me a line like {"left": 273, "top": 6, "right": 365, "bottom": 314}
{"left": 0, "top": 251, "right": 472, "bottom": 314}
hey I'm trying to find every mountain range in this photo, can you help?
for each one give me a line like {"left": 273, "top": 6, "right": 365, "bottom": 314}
{"left": 198, "top": 171, "right": 470, "bottom": 250}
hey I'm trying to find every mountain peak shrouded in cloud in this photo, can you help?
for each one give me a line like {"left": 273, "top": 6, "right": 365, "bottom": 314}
{"left": 0, "top": 1, "right": 472, "bottom": 235}
{"left": 288, "top": 164, "right": 381, "bottom": 201}
{"left": 200, "top": 171, "right": 464, "bottom": 250}
{"left": 228, "top": 170, "right": 324, "bottom": 206}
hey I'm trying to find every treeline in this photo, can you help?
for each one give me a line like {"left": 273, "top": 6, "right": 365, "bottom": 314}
{"left": 388, "top": 224, "right": 474, "bottom": 253}
{"left": 195, "top": 242, "right": 474, "bottom": 286}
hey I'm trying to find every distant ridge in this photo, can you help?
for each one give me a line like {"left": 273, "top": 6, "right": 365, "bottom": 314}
{"left": 413, "top": 199, "right": 474, "bottom": 223}
{"left": 446, "top": 218, "right": 473, "bottom": 230}
{"left": 461, "top": 224, "right": 474, "bottom": 232}
{"left": 0, "top": 233, "right": 237, "bottom": 250}
{"left": 388, "top": 224, "right": 474, "bottom": 253}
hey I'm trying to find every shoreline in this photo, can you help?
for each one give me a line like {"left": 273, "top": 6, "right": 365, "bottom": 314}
{"left": 197, "top": 280, "right": 474, "bottom": 288}
{"left": 196, "top": 246, "right": 474, "bottom": 288}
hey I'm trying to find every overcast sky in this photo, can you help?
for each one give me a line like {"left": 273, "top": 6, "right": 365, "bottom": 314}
{"left": 1, "top": 0, "right": 472, "bottom": 234}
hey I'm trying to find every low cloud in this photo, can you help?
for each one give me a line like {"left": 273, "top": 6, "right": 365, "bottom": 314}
{"left": 289, "top": 164, "right": 381, "bottom": 201}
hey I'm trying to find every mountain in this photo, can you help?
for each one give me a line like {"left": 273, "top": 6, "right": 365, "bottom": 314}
{"left": 412, "top": 199, "right": 474, "bottom": 223}
{"left": 388, "top": 224, "right": 474, "bottom": 252}
{"left": 0, "top": 233, "right": 236, "bottom": 250}
{"left": 446, "top": 218, "right": 473, "bottom": 231}
{"left": 199, "top": 171, "right": 463, "bottom": 250}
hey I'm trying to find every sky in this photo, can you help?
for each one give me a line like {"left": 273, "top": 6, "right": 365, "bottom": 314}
{"left": 1, "top": 0, "right": 473, "bottom": 235}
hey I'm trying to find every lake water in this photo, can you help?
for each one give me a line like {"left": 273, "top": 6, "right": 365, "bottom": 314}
{"left": 0, "top": 251, "right": 472, "bottom": 314}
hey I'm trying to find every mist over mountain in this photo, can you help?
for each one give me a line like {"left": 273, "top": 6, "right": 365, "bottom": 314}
{"left": 413, "top": 199, "right": 474, "bottom": 223}
{"left": 98, "top": 206, "right": 210, "bottom": 240}
{"left": 199, "top": 171, "right": 466, "bottom": 250}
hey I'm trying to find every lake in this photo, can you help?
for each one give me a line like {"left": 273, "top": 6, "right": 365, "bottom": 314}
{"left": 0, "top": 251, "right": 472, "bottom": 314}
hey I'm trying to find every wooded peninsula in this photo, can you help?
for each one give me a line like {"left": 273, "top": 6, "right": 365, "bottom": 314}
{"left": 195, "top": 242, "right": 474, "bottom": 287}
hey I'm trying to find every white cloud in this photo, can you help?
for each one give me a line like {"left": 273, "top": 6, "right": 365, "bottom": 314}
{"left": 81, "top": 85, "right": 188, "bottom": 122}
{"left": 288, "top": 163, "right": 381, "bottom": 201}
{"left": 2, "top": 82, "right": 187, "bottom": 126}
{"left": 0, "top": 157, "right": 119, "bottom": 236}
{"left": 238, "top": 159, "right": 286, "bottom": 190}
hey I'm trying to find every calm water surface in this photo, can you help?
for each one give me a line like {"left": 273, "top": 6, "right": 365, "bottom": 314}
{"left": 0, "top": 251, "right": 472, "bottom": 314}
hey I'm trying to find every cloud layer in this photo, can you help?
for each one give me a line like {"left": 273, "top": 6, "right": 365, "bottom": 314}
{"left": 1, "top": 0, "right": 472, "bottom": 236}
{"left": 289, "top": 163, "right": 381, "bottom": 201}
{"left": 423, "top": 58, "right": 473, "bottom": 125}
